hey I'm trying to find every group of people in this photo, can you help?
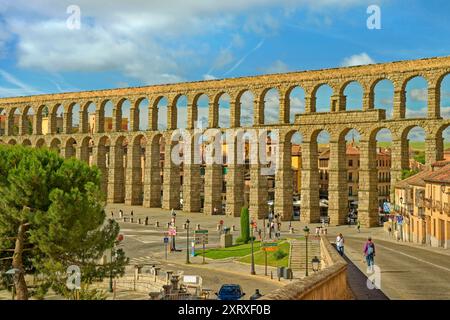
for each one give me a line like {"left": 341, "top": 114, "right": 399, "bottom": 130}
{"left": 336, "top": 233, "right": 376, "bottom": 273}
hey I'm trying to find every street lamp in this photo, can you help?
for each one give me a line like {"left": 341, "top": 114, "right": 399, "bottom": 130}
{"left": 186, "top": 219, "right": 190, "bottom": 264}
{"left": 312, "top": 256, "right": 320, "bottom": 272}
{"left": 303, "top": 226, "right": 310, "bottom": 277}
{"left": 250, "top": 220, "right": 256, "bottom": 275}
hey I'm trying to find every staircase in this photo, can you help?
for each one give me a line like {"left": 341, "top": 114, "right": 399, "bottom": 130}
{"left": 289, "top": 238, "right": 321, "bottom": 273}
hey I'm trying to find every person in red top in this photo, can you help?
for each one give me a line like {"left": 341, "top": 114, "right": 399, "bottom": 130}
{"left": 363, "top": 237, "right": 376, "bottom": 273}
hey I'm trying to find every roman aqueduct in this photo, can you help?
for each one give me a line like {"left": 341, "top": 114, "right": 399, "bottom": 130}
{"left": 1, "top": 56, "right": 449, "bottom": 227}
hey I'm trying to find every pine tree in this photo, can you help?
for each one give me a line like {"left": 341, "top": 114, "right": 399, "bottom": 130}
{"left": 238, "top": 207, "right": 250, "bottom": 244}
{"left": 0, "top": 145, "right": 128, "bottom": 300}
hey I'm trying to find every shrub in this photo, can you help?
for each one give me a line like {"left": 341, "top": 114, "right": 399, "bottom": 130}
{"left": 273, "top": 249, "right": 287, "bottom": 260}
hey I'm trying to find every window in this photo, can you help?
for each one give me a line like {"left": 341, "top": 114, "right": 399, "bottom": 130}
{"left": 349, "top": 160, "right": 353, "bottom": 167}
{"left": 349, "top": 186, "right": 353, "bottom": 196}
{"left": 349, "top": 172, "right": 353, "bottom": 182}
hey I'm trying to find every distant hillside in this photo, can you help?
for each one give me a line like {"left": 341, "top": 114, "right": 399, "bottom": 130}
{"left": 377, "top": 141, "right": 450, "bottom": 152}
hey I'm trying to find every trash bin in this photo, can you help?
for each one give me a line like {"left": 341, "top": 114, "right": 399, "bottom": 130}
{"left": 277, "top": 267, "right": 285, "bottom": 278}
{"left": 283, "top": 268, "right": 293, "bottom": 280}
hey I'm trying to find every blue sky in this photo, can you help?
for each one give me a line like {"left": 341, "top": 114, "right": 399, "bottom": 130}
{"left": 0, "top": 0, "right": 449, "bottom": 141}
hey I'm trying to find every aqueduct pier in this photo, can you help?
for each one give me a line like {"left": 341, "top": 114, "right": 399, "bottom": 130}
{"left": 1, "top": 56, "right": 450, "bottom": 227}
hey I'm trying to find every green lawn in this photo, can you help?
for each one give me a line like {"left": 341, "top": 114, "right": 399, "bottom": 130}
{"left": 196, "top": 240, "right": 290, "bottom": 268}
{"left": 238, "top": 241, "right": 290, "bottom": 268}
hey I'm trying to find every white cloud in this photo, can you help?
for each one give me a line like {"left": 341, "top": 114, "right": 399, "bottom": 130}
{"left": 0, "top": 0, "right": 374, "bottom": 85}
{"left": 0, "top": 69, "right": 42, "bottom": 97}
{"left": 341, "top": 52, "right": 375, "bottom": 67}
{"left": 264, "top": 60, "right": 290, "bottom": 74}
{"left": 203, "top": 74, "right": 218, "bottom": 80}
{"left": 409, "top": 88, "right": 428, "bottom": 102}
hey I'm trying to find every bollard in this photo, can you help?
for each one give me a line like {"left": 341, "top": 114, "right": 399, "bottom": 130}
{"left": 289, "top": 227, "right": 294, "bottom": 234}
{"left": 138, "top": 218, "right": 141, "bottom": 224}
{"left": 232, "top": 225, "right": 236, "bottom": 232}
{"left": 145, "top": 217, "right": 149, "bottom": 226}
{"left": 155, "top": 221, "right": 159, "bottom": 227}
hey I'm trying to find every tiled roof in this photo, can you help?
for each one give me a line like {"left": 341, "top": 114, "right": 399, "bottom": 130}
{"left": 424, "top": 164, "right": 450, "bottom": 184}
{"left": 395, "top": 169, "right": 431, "bottom": 188}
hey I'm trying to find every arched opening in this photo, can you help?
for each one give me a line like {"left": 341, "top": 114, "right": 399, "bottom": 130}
{"left": 290, "top": 131, "right": 303, "bottom": 219}
{"left": 374, "top": 128, "right": 393, "bottom": 210}
{"left": 36, "top": 138, "right": 46, "bottom": 148}
{"left": 97, "top": 136, "right": 111, "bottom": 196}
{"left": 53, "top": 104, "right": 64, "bottom": 134}
{"left": 71, "top": 103, "right": 81, "bottom": 133}
{"left": 314, "top": 84, "right": 333, "bottom": 112}
{"left": 23, "top": 106, "right": 34, "bottom": 135}
{"left": 84, "top": 102, "right": 96, "bottom": 134}
{"left": 218, "top": 93, "right": 231, "bottom": 128}
{"left": 403, "top": 126, "right": 426, "bottom": 170}
{"left": 127, "top": 135, "right": 146, "bottom": 205}
{"left": 108, "top": 136, "right": 128, "bottom": 203}
{"left": 8, "top": 139, "right": 17, "bottom": 145}
{"left": 103, "top": 100, "right": 114, "bottom": 132}
{"left": 196, "top": 94, "right": 209, "bottom": 129}
{"left": 156, "top": 97, "right": 168, "bottom": 131}
{"left": 80, "top": 137, "right": 94, "bottom": 164}
{"left": 50, "top": 138, "right": 61, "bottom": 155}
{"left": 343, "top": 81, "right": 363, "bottom": 111}
{"left": 11, "top": 108, "right": 21, "bottom": 135}
{"left": 0, "top": 108, "right": 5, "bottom": 136}
{"left": 64, "top": 138, "right": 77, "bottom": 158}
{"left": 444, "top": 126, "right": 450, "bottom": 159}
{"left": 263, "top": 88, "right": 279, "bottom": 125}
{"left": 239, "top": 90, "right": 254, "bottom": 127}
{"left": 344, "top": 129, "right": 362, "bottom": 216}
{"left": 405, "top": 76, "right": 428, "bottom": 118}
{"left": 137, "top": 98, "right": 149, "bottom": 131}
{"left": 22, "top": 139, "right": 32, "bottom": 147}
{"left": 288, "top": 86, "right": 305, "bottom": 123}
{"left": 175, "top": 95, "right": 188, "bottom": 130}
{"left": 373, "top": 79, "right": 394, "bottom": 119}
{"left": 116, "top": 99, "right": 131, "bottom": 132}
{"left": 316, "top": 130, "right": 331, "bottom": 217}
{"left": 440, "top": 74, "right": 450, "bottom": 119}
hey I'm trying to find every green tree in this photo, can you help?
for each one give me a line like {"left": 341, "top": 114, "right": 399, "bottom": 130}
{"left": 401, "top": 169, "right": 419, "bottom": 179}
{"left": 0, "top": 145, "right": 128, "bottom": 300}
{"left": 414, "top": 152, "right": 426, "bottom": 165}
{"left": 236, "top": 207, "right": 250, "bottom": 244}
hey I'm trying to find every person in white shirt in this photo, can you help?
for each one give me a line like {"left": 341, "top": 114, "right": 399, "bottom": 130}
{"left": 336, "top": 233, "right": 345, "bottom": 256}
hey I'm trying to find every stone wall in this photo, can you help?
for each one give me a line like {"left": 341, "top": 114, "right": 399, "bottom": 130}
{"left": 260, "top": 236, "right": 352, "bottom": 300}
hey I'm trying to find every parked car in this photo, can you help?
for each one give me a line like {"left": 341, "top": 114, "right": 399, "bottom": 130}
{"left": 215, "top": 284, "right": 245, "bottom": 300}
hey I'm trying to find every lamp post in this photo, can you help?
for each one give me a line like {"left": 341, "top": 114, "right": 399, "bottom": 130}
{"left": 312, "top": 256, "right": 320, "bottom": 272}
{"left": 186, "top": 219, "right": 190, "bottom": 264}
{"left": 250, "top": 220, "right": 256, "bottom": 275}
{"left": 303, "top": 226, "right": 310, "bottom": 277}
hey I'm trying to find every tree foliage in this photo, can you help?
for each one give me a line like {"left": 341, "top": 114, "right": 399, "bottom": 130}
{"left": 236, "top": 207, "right": 250, "bottom": 244}
{"left": 0, "top": 145, "right": 128, "bottom": 299}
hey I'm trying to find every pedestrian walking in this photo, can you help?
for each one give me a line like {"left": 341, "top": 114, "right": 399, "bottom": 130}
{"left": 130, "top": 210, "right": 134, "bottom": 217}
{"left": 336, "top": 233, "right": 345, "bottom": 256}
{"left": 111, "top": 211, "right": 114, "bottom": 218}
{"left": 357, "top": 220, "right": 361, "bottom": 233}
{"left": 363, "top": 237, "right": 376, "bottom": 273}
{"left": 119, "top": 209, "right": 123, "bottom": 218}
{"left": 388, "top": 226, "right": 392, "bottom": 238}
{"left": 258, "top": 229, "right": 262, "bottom": 241}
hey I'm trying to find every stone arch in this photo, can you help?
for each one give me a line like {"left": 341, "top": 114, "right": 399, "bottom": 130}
{"left": 115, "top": 98, "right": 131, "bottom": 132}
{"left": 8, "top": 138, "right": 17, "bottom": 145}
{"left": 126, "top": 134, "right": 147, "bottom": 205}
{"left": 259, "top": 87, "right": 279, "bottom": 125}
{"left": 64, "top": 137, "right": 77, "bottom": 158}
{"left": 285, "top": 85, "right": 306, "bottom": 123}
{"left": 22, "top": 139, "right": 32, "bottom": 146}
{"left": 173, "top": 94, "right": 188, "bottom": 129}
{"left": 80, "top": 136, "right": 94, "bottom": 164}
{"left": 152, "top": 96, "right": 168, "bottom": 131}
{"left": 370, "top": 77, "right": 395, "bottom": 119}
{"left": 49, "top": 103, "right": 64, "bottom": 134}
{"left": 403, "top": 75, "right": 429, "bottom": 119}
{"left": 0, "top": 108, "right": 6, "bottom": 136}
{"left": 97, "top": 135, "right": 111, "bottom": 196}
{"left": 50, "top": 137, "right": 61, "bottom": 150}
{"left": 107, "top": 135, "right": 128, "bottom": 203}
{"left": 100, "top": 99, "right": 114, "bottom": 132}
{"left": 22, "top": 105, "right": 34, "bottom": 135}
{"left": 6, "top": 106, "right": 21, "bottom": 136}
{"left": 69, "top": 102, "right": 81, "bottom": 133}
{"left": 193, "top": 93, "right": 209, "bottom": 129}
{"left": 237, "top": 89, "right": 254, "bottom": 127}
{"left": 312, "top": 83, "right": 334, "bottom": 113}
{"left": 36, "top": 138, "right": 46, "bottom": 148}
{"left": 135, "top": 97, "right": 149, "bottom": 131}
{"left": 213, "top": 92, "right": 230, "bottom": 129}
{"left": 438, "top": 72, "right": 450, "bottom": 119}
{"left": 142, "top": 132, "right": 164, "bottom": 207}
{"left": 339, "top": 80, "right": 364, "bottom": 111}
{"left": 80, "top": 101, "right": 96, "bottom": 134}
